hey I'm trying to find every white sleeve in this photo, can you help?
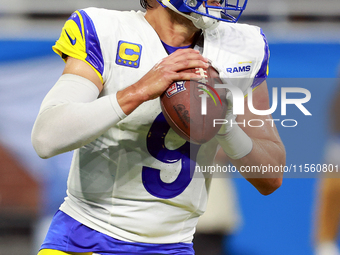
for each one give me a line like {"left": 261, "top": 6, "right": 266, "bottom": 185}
{"left": 31, "top": 74, "right": 126, "bottom": 159}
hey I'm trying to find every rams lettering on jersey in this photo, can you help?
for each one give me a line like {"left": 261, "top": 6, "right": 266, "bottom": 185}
{"left": 226, "top": 65, "right": 251, "bottom": 74}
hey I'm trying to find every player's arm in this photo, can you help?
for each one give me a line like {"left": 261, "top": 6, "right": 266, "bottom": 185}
{"left": 234, "top": 81, "right": 285, "bottom": 194}
{"left": 117, "top": 49, "right": 209, "bottom": 115}
{"left": 314, "top": 177, "right": 340, "bottom": 255}
{"left": 32, "top": 49, "right": 208, "bottom": 159}
{"left": 216, "top": 81, "right": 285, "bottom": 195}
{"left": 63, "top": 49, "right": 208, "bottom": 113}
{"left": 314, "top": 80, "right": 340, "bottom": 255}
{"left": 32, "top": 57, "right": 124, "bottom": 159}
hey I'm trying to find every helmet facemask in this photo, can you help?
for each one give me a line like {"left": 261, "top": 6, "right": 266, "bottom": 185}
{"left": 157, "top": 0, "right": 248, "bottom": 30}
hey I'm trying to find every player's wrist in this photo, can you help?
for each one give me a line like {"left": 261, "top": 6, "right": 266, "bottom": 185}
{"left": 109, "top": 93, "right": 127, "bottom": 120}
{"left": 215, "top": 122, "right": 253, "bottom": 160}
{"left": 217, "top": 114, "right": 233, "bottom": 135}
{"left": 117, "top": 84, "right": 147, "bottom": 115}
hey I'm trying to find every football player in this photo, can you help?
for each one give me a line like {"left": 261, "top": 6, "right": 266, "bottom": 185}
{"left": 314, "top": 73, "right": 340, "bottom": 255}
{"left": 31, "top": 0, "right": 285, "bottom": 254}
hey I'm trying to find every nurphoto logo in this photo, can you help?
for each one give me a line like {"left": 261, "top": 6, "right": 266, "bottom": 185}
{"left": 199, "top": 83, "right": 312, "bottom": 128}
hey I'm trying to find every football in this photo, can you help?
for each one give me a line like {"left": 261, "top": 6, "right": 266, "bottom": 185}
{"left": 160, "top": 65, "right": 228, "bottom": 144}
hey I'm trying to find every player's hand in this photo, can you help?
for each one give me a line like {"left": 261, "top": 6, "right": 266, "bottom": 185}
{"left": 136, "top": 48, "right": 209, "bottom": 101}
{"left": 217, "top": 91, "right": 234, "bottom": 135}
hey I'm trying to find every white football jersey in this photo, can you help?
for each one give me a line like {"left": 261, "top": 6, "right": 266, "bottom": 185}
{"left": 53, "top": 8, "right": 269, "bottom": 244}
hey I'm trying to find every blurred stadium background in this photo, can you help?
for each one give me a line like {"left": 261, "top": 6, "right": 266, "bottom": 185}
{"left": 0, "top": 0, "right": 339, "bottom": 254}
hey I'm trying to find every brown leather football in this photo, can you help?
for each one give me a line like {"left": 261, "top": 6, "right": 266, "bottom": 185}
{"left": 160, "top": 65, "right": 228, "bottom": 144}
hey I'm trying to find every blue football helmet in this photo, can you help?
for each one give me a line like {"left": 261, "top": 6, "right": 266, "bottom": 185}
{"left": 157, "top": 0, "right": 248, "bottom": 29}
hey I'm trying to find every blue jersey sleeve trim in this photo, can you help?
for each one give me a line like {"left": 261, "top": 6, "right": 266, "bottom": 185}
{"left": 78, "top": 10, "right": 104, "bottom": 77}
{"left": 251, "top": 29, "right": 269, "bottom": 88}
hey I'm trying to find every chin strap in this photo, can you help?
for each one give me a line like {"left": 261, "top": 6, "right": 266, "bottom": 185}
{"left": 160, "top": 0, "right": 220, "bottom": 30}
